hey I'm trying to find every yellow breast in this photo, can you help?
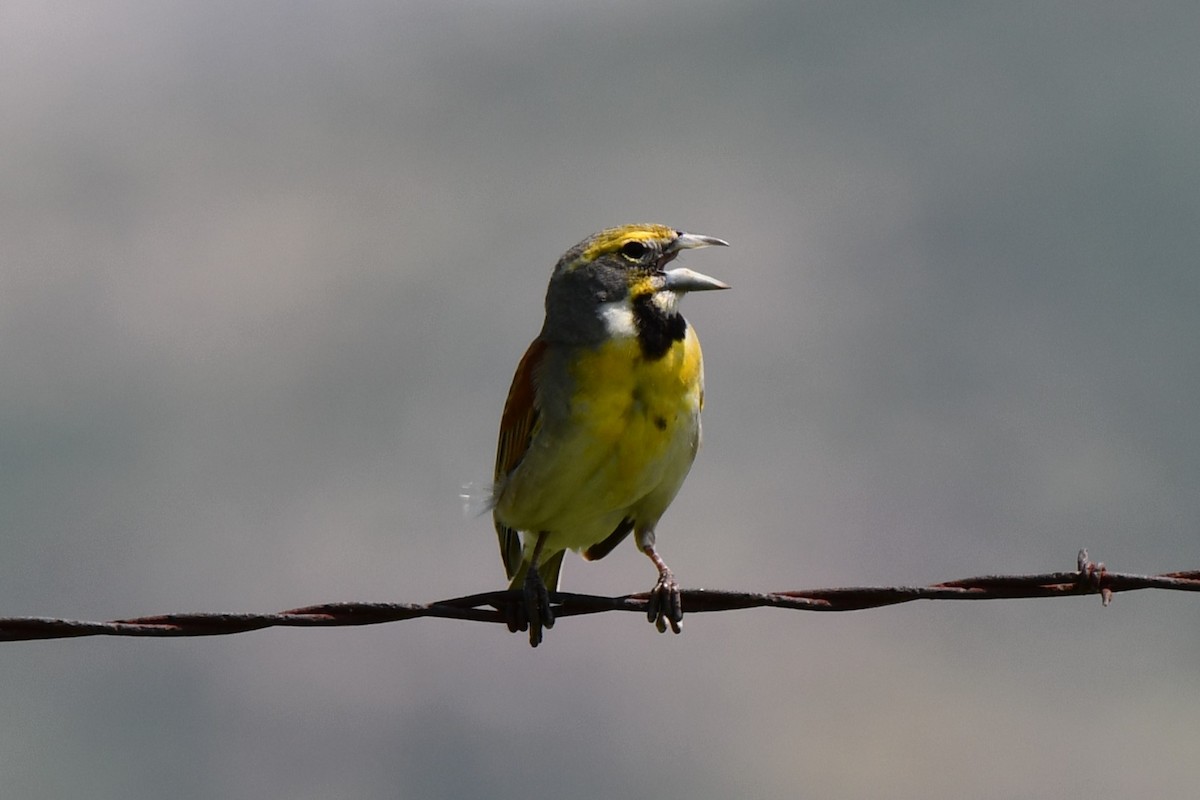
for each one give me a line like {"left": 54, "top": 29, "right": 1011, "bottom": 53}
{"left": 494, "top": 325, "right": 706, "bottom": 549}
{"left": 566, "top": 329, "right": 704, "bottom": 505}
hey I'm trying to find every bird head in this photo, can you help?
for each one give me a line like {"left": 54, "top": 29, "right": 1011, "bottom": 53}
{"left": 542, "top": 224, "right": 729, "bottom": 343}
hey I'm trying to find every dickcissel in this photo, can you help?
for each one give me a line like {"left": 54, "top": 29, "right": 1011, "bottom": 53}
{"left": 492, "top": 223, "right": 728, "bottom": 646}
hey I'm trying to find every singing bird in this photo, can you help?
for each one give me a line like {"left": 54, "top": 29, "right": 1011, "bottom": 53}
{"left": 492, "top": 223, "right": 728, "bottom": 646}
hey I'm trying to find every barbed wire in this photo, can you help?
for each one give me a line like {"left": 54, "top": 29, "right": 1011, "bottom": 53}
{"left": 3, "top": 551, "right": 1197, "bottom": 643}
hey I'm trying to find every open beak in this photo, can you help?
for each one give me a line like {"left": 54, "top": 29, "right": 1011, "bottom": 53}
{"left": 671, "top": 232, "right": 730, "bottom": 251}
{"left": 661, "top": 231, "right": 730, "bottom": 292}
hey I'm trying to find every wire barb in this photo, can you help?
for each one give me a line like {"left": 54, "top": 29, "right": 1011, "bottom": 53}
{"left": 2, "top": 552, "right": 1197, "bottom": 643}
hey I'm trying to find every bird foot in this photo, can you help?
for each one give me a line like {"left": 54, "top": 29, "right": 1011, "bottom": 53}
{"left": 646, "top": 568, "right": 683, "bottom": 634}
{"left": 516, "top": 568, "right": 554, "bottom": 647}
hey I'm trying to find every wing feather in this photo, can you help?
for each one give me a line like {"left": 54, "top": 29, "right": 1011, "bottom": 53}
{"left": 583, "top": 517, "right": 634, "bottom": 562}
{"left": 493, "top": 338, "right": 546, "bottom": 579}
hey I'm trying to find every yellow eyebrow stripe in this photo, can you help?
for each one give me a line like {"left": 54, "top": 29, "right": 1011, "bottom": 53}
{"left": 580, "top": 223, "right": 675, "bottom": 262}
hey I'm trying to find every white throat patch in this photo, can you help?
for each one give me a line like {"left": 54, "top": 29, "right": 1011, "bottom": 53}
{"left": 598, "top": 299, "right": 637, "bottom": 337}
{"left": 598, "top": 291, "right": 680, "bottom": 338}
{"left": 651, "top": 290, "right": 680, "bottom": 316}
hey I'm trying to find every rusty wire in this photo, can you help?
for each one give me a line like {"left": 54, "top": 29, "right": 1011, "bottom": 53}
{"left": 2, "top": 550, "right": 1197, "bottom": 643}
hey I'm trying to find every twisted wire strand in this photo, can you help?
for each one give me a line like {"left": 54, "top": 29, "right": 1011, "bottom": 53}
{"left": 3, "top": 550, "right": 1196, "bottom": 643}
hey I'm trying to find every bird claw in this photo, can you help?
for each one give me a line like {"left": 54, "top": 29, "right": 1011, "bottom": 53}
{"left": 519, "top": 569, "right": 554, "bottom": 647}
{"left": 503, "top": 601, "right": 528, "bottom": 634}
{"left": 646, "top": 570, "right": 683, "bottom": 634}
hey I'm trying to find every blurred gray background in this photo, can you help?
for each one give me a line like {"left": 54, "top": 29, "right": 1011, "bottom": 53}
{"left": 3, "top": 2, "right": 1198, "bottom": 798}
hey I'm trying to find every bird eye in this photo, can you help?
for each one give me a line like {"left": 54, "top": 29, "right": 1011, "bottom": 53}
{"left": 619, "top": 241, "right": 648, "bottom": 261}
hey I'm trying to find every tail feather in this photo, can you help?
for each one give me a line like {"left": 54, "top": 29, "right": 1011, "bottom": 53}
{"left": 508, "top": 549, "right": 566, "bottom": 592}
